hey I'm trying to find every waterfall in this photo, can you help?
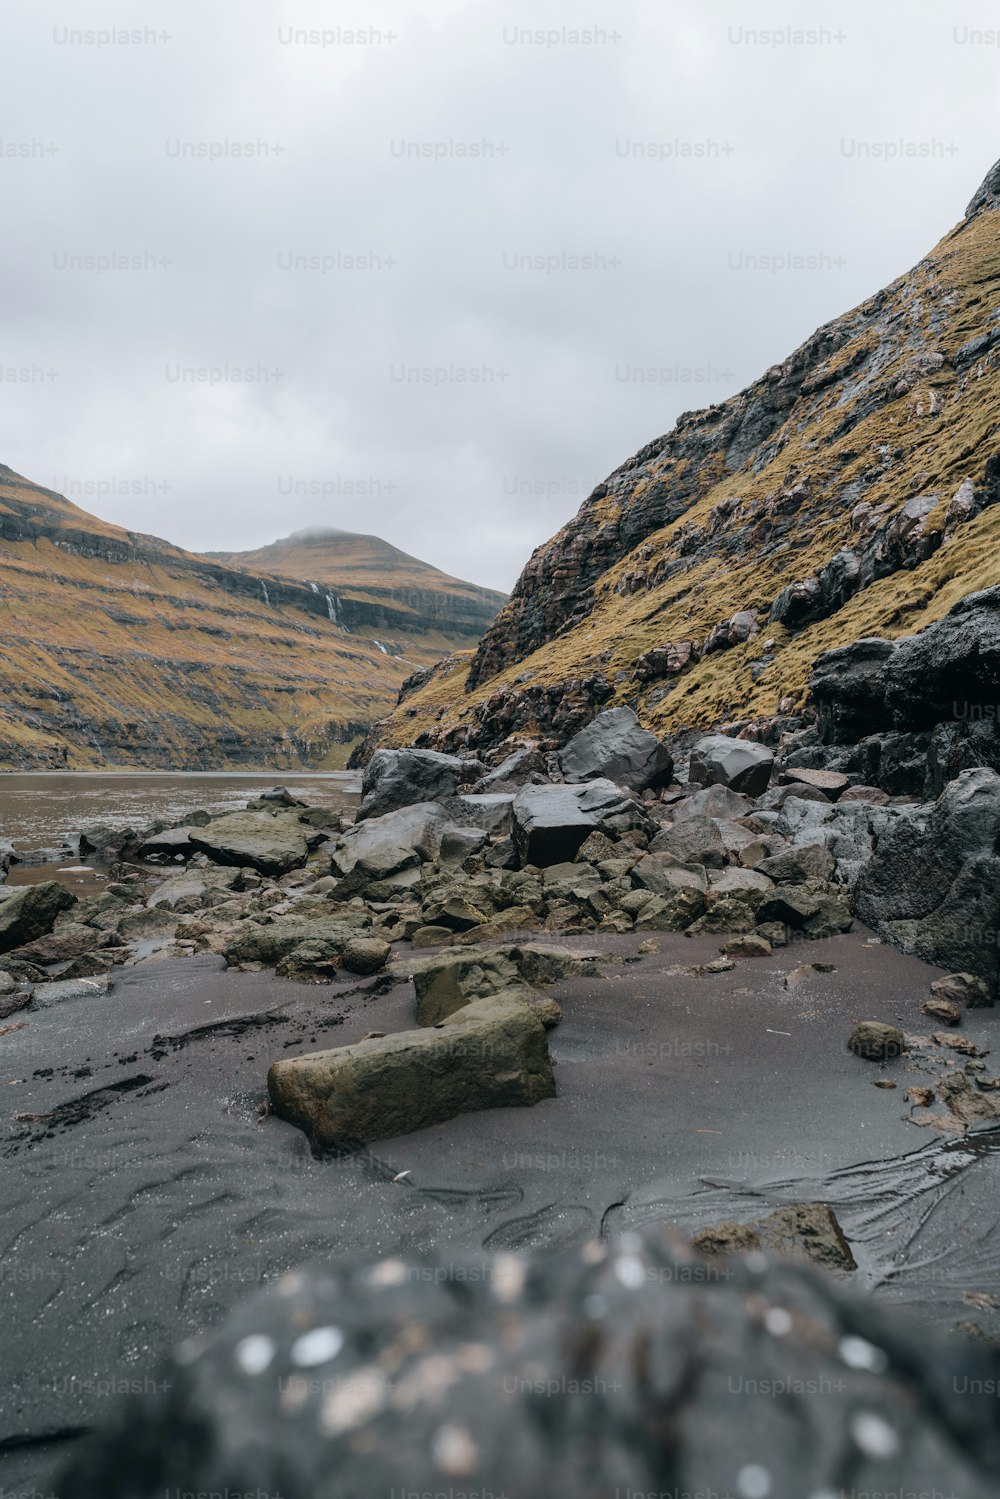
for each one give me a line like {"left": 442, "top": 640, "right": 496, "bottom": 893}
{"left": 326, "top": 592, "right": 339, "bottom": 624}
{"left": 260, "top": 581, "right": 270, "bottom": 607}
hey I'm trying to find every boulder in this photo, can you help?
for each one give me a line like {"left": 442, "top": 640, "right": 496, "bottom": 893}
{"left": 670, "top": 785, "right": 756, "bottom": 822}
{"left": 332, "top": 803, "right": 455, "bottom": 881}
{"left": 30, "top": 973, "right": 114, "bottom": 1009}
{"left": 56, "top": 1231, "right": 1000, "bottom": 1499}
{"left": 687, "top": 736, "right": 774, "bottom": 797}
{"left": 854, "top": 768, "right": 1000, "bottom": 995}
{"left": 341, "top": 937, "right": 391, "bottom": 976}
{"left": 511, "top": 779, "right": 643, "bottom": 867}
{"left": 440, "top": 793, "right": 515, "bottom": 834}
{"left": 358, "top": 748, "right": 481, "bottom": 821}
{"left": 10, "top": 922, "right": 104, "bottom": 965}
{"left": 649, "top": 815, "right": 727, "bottom": 869}
{"left": 0, "top": 881, "right": 77, "bottom": 955}
{"left": 558, "top": 706, "right": 673, "bottom": 792}
{"left": 267, "top": 991, "right": 555, "bottom": 1149}
{"left": 189, "top": 813, "right": 310, "bottom": 877}
{"left": 780, "top": 766, "right": 850, "bottom": 796}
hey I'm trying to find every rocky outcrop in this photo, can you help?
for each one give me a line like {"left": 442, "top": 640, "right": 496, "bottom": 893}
{"left": 57, "top": 1230, "right": 1000, "bottom": 1498}
{"left": 267, "top": 991, "right": 555, "bottom": 1149}
{"left": 189, "top": 811, "right": 313, "bottom": 876}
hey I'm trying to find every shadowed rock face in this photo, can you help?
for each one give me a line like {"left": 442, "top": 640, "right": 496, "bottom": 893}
{"left": 57, "top": 1231, "right": 1000, "bottom": 1499}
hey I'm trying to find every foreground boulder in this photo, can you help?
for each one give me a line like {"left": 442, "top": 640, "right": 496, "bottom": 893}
{"left": 855, "top": 768, "right": 1000, "bottom": 995}
{"left": 692, "top": 1202, "right": 857, "bottom": 1272}
{"left": 58, "top": 1230, "right": 1000, "bottom": 1499}
{"left": 267, "top": 992, "right": 555, "bottom": 1149}
{"left": 558, "top": 706, "right": 674, "bottom": 792}
{"left": 189, "top": 812, "right": 310, "bottom": 876}
{"left": 358, "top": 747, "right": 481, "bottom": 821}
{"left": 688, "top": 735, "right": 774, "bottom": 796}
{"left": 512, "top": 778, "right": 644, "bottom": 866}
{"left": 0, "top": 880, "right": 77, "bottom": 954}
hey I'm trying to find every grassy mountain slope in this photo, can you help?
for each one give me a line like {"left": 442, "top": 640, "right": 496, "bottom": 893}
{"left": 364, "top": 160, "right": 1000, "bottom": 758}
{"left": 212, "top": 530, "right": 507, "bottom": 665}
{"left": 0, "top": 469, "right": 496, "bottom": 769}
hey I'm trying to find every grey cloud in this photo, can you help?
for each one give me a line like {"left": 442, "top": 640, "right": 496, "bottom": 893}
{"left": 0, "top": 0, "right": 990, "bottom": 590}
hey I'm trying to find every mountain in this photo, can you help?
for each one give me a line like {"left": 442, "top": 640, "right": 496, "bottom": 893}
{"left": 210, "top": 530, "right": 506, "bottom": 661}
{"left": 0, "top": 469, "right": 503, "bottom": 769}
{"left": 359, "top": 159, "right": 1000, "bottom": 760}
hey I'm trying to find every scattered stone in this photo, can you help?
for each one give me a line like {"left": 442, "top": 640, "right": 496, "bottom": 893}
{"left": 848, "top": 1021, "right": 905, "bottom": 1061}
{"left": 874, "top": 1079, "right": 897, "bottom": 1090}
{"left": 932, "top": 1032, "right": 982, "bottom": 1057}
{"left": 693, "top": 1202, "right": 856, "bottom": 1273}
{"left": 838, "top": 785, "right": 891, "bottom": 805}
{"left": 30, "top": 974, "right": 114, "bottom": 1009}
{"left": 922, "top": 998, "right": 962, "bottom": 1026}
{"left": 756, "top": 844, "right": 836, "bottom": 885}
{"left": 721, "top": 934, "right": 772, "bottom": 957}
{"left": 906, "top": 1087, "right": 936, "bottom": 1106}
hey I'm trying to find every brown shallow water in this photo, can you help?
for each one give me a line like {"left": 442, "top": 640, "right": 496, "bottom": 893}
{"left": 1, "top": 926, "right": 998, "bottom": 1490}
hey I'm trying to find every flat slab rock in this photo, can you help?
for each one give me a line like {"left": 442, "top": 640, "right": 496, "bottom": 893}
{"left": 267, "top": 991, "right": 555, "bottom": 1150}
{"left": 189, "top": 812, "right": 310, "bottom": 876}
{"left": 57, "top": 1230, "right": 1000, "bottom": 1498}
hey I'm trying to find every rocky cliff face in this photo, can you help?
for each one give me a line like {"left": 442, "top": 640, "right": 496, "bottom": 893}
{"left": 365, "top": 159, "right": 1000, "bottom": 759}
{"left": 0, "top": 469, "right": 500, "bottom": 769}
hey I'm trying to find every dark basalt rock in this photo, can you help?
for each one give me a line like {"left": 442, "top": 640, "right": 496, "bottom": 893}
{"left": 58, "top": 1231, "right": 1000, "bottom": 1499}
{"left": 358, "top": 747, "right": 483, "bottom": 821}
{"left": 558, "top": 706, "right": 674, "bottom": 793}
{"left": 511, "top": 779, "right": 647, "bottom": 867}
{"left": 855, "top": 767, "right": 1000, "bottom": 996}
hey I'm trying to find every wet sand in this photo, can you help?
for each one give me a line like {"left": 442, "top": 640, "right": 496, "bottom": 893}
{"left": 2, "top": 927, "right": 998, "bottom": 1490}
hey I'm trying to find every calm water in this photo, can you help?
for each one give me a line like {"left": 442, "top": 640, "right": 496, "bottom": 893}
{"left": 0, "top": 771, "right": 361, "bottom": 862}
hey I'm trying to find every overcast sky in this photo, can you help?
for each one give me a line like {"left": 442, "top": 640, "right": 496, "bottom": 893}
{"left": 1, "top": 0, "right": 997, "bottom": 591}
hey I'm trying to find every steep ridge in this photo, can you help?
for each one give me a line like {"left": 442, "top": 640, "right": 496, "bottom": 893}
{"left": 362, "top": 158, "right": 1000, "bottom": 760}
{"left": 212, "top": 529, "right": 506, "bottom": 660}
{"left": 0, "top": 468, "right": 498, "bottom": 769}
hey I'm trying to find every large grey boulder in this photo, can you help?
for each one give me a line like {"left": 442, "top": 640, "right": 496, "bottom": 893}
{"left": 332, "top": 802, "right": 455, "bottom": 880}
{"left": 512, "top": 778, "right": 644, "bottom": 867}
{"left": 0, "top": 880, "right": 77, "bottom": 955}
{"left": 559, "top": 706, "right": 674, "bottom": 792}
{"left": 267, "top": 991, "right": 555, "bottom": 1149}
{"left": 687, "top": 735, "right": 774, "bottom": 797}
{"left": 189, "top": 812, "right": 310, "bottom": 876}
{"left": 855, "top": 767, "right": 1000, "bottom": 995}
{"left": 56, "top": 1231, "right": 1000, "bottom": 1499}
{"left": 358, "top": 748, "right": 482, "bottom": 821}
